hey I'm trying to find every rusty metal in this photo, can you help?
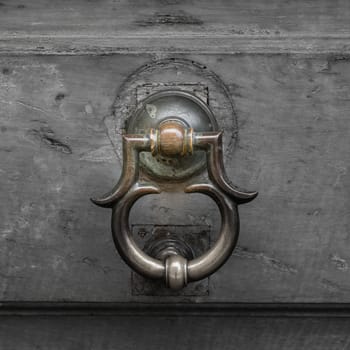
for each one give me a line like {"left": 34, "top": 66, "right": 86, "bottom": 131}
{"left": 92, "top": 90, "right": 257, "bottom": 290}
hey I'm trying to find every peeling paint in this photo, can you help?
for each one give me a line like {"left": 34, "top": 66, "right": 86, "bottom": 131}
{"left": 81, "top": 256, "right": 114, "bottom": 274}
{"left": 234, "top": 246, "right": 298, "bottom": 274}
{"left": 320, "top": 278, "right": 350, "bottom": 293}
{"left": 84, "top": 103, "right": 93, "bottom": 114}
{"left": 137, "top": 11, "right": 203, "bottom": 26}
{"left": 28, "top": 127, "right": 72, "bottom": 154}
{"left": 146, "top": 103, "right": 157, "bottom": 118}
{"left": 330, "top": 254, "right": 348, "bottom": 271}
{"left": 333, "top": 163, "right": 347, "bottom": 188}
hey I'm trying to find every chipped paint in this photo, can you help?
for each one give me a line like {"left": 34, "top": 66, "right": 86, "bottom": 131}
{"left": 234, "top": 246, "right": 298, "bottom": 274}
{"left": 137, "top": 11, "right": 203, "bottom": 26}
{"left": 330, "top": 254, "right": 349, "bottom": 271}
{"left": 146, "top": 103, "right": 157, "bottom": 118}
{"left": 28, "top": 127, "right": 72, "bottom": 154}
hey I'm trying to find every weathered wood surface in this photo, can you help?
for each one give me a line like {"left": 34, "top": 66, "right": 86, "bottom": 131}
{"left": 1, "top": 54, "right": 349, "bottom": 302}
{"left": 0, "top": 0, "right": 350, "bottom": 54}
{"left": 2, "top": 0, "right": 349, "bottom": 36}
{"left": 1, "top": 315, "right": 350, "bottom": 350}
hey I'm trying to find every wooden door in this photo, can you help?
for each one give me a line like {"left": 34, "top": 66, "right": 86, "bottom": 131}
{"left": 1, "top": 1, "right": 350, "bottom": 348}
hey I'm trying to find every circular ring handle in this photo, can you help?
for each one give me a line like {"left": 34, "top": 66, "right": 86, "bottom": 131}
{"left": 111, "top": 182, "right": 238, "bottom": 289}
{"left": 185, "top": 183, "right": 239, "bottom": 282}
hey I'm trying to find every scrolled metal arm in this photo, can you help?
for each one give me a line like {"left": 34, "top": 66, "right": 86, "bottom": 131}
{"left": 92, "top": 123, "right": 257, "bottom": 290}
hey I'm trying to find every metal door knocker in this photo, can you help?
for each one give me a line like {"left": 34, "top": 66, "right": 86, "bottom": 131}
{"left": 92, "top": 90, "right": 257, "bottom": 290}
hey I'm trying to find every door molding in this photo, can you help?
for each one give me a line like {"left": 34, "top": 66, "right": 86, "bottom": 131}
{"left": 1, "top": 302, "right": 350, "bottom": 317}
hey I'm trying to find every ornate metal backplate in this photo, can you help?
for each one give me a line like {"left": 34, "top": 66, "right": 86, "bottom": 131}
{"left": 92, "top": 88, "right": 257, "bottom": 290}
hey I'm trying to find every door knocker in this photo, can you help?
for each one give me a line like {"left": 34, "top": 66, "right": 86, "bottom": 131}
{"left": 92, "top": 90, "right": 257, "bottom": 290}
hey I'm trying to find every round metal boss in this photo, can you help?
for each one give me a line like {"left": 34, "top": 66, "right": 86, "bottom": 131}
{"left": 126, "top": 90, "right": 218, "bottom": 180}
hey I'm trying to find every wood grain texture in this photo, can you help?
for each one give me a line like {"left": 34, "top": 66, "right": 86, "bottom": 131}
{"left": 0, "top": 0, "right": 350, "bottom": 54}
{"left": 1, "top": 0, "right": 349, "bottom": 36}
{"left": 1, "top": 315, "right": 350, "bottom": 350}
{"left": 1, "top": 54, "right": 349, "bottom": 302}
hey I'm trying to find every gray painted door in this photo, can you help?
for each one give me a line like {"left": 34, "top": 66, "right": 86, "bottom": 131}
{"left": 1, "top": 1, "right": 350, "bottom": 348}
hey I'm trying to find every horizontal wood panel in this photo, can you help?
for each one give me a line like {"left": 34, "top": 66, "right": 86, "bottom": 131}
{"left": 1, "top": 314, "right": 350, "bottom": 350}
{"left": 1, "top": 54, "right": 349, "bottom": 302}
{"left": 0, "top": 0, "right": 349, "bottom": 54}
{"left": 1, "top": 0, "right": 350, "bottom": 36}
{"left": 1, "top": 36, "right": 350, "bottom": 55}
{"left": 2, "top": 302, "right": 350, "bottom": 317}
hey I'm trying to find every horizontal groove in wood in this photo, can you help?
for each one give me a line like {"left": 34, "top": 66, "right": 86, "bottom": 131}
{"left": 0, "top": 35, "right": 350, "bottom": 55}
{"left": 1, "top": 303, "right": 350, "bottom": 317}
